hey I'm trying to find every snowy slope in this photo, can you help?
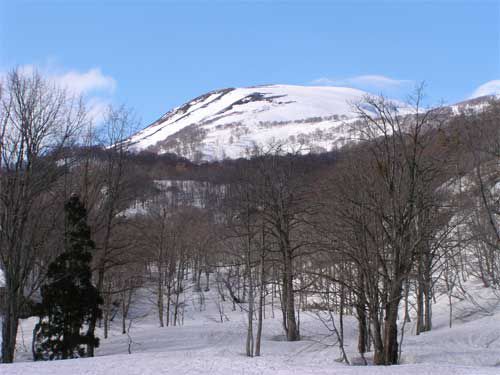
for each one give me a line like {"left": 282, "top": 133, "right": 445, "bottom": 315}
{"left": 126, "top": 85, "right": 374, "bottom": 161}
{"left": 4, "top": 275, "right": 500, "bottom": 374}
{"left": 448, "top": 94, "right": 500, "bottom": 115}
{"left": 126, "top": 86, "right": 499, "bottom": 162}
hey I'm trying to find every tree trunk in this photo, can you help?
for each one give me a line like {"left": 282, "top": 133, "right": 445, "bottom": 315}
{"left": 196, "top": 264, "right": 202, "bottom": 292}
{"left": 424, "top": 286, "right": 432, "bottom": 332}
{"left": 86, "top": 267, "right": 105, "bottom": 357}
{"left": 1, "top": 289, "right": 19, "bottom": 363}
{"left": 416, "top": 279, "right": 424, "bottom": 335}
{"left": 284, "top": 249, "right": 298, "bottom": 341}
{"left": 122, "top": 295, "right": 127, "bottom": 335}
{"left": 255, "top": 248, "right": 265, "bottom": 356}
{"left": 371, "top": 314, "right": 384, "bottom": 365}
{"left": 356, "top": 274, "right": 369, "bottom": 361}
{"left": 279, "top": 278, "right": 288, "bottom": 335}
{"left": 158, "top": 271, "right": 164, "bottom": 327}
{"left": 381, "top": 287, "right": 401, "bottom": 365}
{"left": 104, "top": 292, "right": 111, "bottom": 339}
{"left": 246, "top": 265, "right": 254, "bottom": 357}
{"left": 166, "top": 281, "right": 172, "bottom": 327}
{"left": 173, "top": 263, "right": 183, "bottom": 326}
{"left": 205, "top": 269, "right": 210, "bottom": 292}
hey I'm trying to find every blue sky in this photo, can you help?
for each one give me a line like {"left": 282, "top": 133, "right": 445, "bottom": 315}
{"left": 1, "top": 0, "right": 499, "bottom": 125}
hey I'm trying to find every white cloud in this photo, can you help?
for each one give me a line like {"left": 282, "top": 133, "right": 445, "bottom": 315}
{"left": 2, "top": 64, "right": 116, "bottom": 124}
{"left": 52, "top": 68, "right": 116, "bottom": 96}
{"left": 310, "top": 77, "right": 338, "bottom": 86}
{"left": 349, "top": 75, "right": 411, "bottom": 88}
{"left": 470, "top": 80, "right": 500, "bottom": 98}
{"left": 86, "top": 97, "right": 111, "bottom": 125}
{"left": 311, "top": 74, "right": 412, "bottom": 91}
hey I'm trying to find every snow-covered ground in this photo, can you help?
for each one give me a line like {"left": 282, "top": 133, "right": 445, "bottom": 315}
{"left": 2, "top": 277, "right": 500, "bottom": 374}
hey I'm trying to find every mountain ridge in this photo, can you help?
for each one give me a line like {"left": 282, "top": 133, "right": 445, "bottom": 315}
{"left": 125, "top": 84, "right": 496, "bottom": 161}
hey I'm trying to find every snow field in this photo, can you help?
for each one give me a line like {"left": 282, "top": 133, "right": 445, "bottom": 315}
{"left": 2, "top": 273, "right": 500, "bottom": 374}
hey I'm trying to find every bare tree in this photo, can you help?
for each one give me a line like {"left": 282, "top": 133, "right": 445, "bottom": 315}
{"left": 315, "top": 88, "right": 450, "bottom": 365}
{"left": 252, "top": 149, "right": 316, "bottom": 342}
{"left": 0, "top": 69, "right": 85, "bottom": 362}
{"left": 461, "top": 102, "right": 500, "bottom": 288}
{"left": 86, "top": 106, "right": 139, "bottom": 355}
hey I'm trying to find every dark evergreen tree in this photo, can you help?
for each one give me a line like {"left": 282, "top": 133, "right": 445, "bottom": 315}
{"left": 33, "top": 194, "right": 103, "bottom": 360}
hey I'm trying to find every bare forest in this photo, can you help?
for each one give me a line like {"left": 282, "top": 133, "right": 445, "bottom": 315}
{"left": 1, "top": 69, "right": 500, "bottom": 369}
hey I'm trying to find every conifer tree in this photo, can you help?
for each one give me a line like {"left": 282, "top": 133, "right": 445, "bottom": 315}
{"left": 33, "top": 194, "right": 103, "bottom": 360}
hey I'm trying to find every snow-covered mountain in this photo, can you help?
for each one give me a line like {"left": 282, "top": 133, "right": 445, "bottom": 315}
{"left": 125, "top": 84, "right": 376, "bottom": 161}
{"left": 125, "top": 84, "right": 497, "bottom": 161}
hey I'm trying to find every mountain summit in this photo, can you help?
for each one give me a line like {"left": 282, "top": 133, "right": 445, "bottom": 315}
{"left": 125, "top": 84, "right": 374, "bottom": 161}
{"left": 125, "top": 84, "right": 496, "bottom": 161}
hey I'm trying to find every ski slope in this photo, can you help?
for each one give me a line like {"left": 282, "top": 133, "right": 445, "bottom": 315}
{"left": 2, "top": 275, "right": 500, "bottom": 374}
